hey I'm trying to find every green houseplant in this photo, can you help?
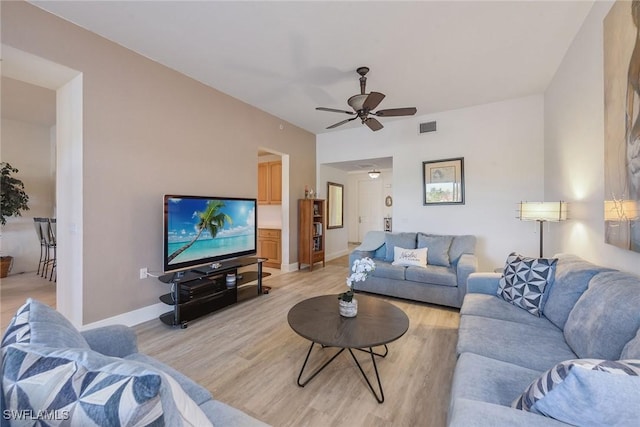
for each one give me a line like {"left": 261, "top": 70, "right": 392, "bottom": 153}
{"left": 1, "top": 162, "right": 30, "bottom": 277}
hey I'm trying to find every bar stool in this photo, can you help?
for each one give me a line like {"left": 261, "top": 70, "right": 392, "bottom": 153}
{"left": 32, "top": 218, "right": 47, "bottom": 276}
{"left": 42, "top": 218, "right": 57, "bottom": 281}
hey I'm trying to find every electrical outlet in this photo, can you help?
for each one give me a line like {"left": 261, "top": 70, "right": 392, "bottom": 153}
{"left": 139, "top": 267, "right": 148, "bottom": 279}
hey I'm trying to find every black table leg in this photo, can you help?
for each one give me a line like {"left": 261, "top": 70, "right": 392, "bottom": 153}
{"left": 296, "top": 342, "right": 345, "bottom": 387}
{"left": 296, "top": 341, "right": 388, "bottom": 403}
{"left": 348, "top": 347, "right": 385, "bottom": 403}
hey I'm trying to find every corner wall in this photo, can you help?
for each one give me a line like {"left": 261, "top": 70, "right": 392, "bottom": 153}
{"left": 543, "top": 1, "right": 640, "bottom": 275}
{"left": 317, "top": 95, "right": 546, "bottom": 271}
{"left": 2, "top": 1, "right": 316, "bottom": 324}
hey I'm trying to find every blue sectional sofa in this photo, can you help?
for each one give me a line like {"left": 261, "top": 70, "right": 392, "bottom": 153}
{"left": 449, "top": 254, "right": 640, "bottom": 426}
{"left": 349, "top": 231, "right": 477, "bottom": 308}
{"left": 1, "top": 299, "right": 268, "bottom": 426}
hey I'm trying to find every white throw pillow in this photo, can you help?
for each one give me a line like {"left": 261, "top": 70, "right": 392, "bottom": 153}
{"left": 391, "top": 246, "right": 428, "bottom": 267}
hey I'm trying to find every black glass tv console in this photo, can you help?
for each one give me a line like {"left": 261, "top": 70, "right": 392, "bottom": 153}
{"left": 158, "top": 257, "right": 266, "bottom": 328}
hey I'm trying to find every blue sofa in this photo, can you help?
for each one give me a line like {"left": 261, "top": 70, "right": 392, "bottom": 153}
{"left": 449, "top": 254, "right": 640, "bottom": 426}
{"left": 349, "top": 231, "right": 477, "bottom": 308}
{"left": 1, "top": 299, "right": 268, "bottom": 426}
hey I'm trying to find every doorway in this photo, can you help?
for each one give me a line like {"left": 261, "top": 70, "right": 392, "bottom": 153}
{"left": 357, "top": 178, "right": 384, "bottom": 241}
{"left": 2, "top": 45, "right": 84, "bottom": 327}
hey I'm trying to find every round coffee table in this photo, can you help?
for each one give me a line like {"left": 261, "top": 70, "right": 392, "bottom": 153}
{"left": 287, "top": 294, "right": 409, "bottom": 403}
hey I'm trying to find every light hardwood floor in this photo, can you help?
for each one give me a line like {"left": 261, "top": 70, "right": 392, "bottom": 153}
{"left": 135, "top": 256, "right": 461, "bottom": 427}
{"left": 0, "top": 257, "right": 461, "bottom": 426}
{"left": 1, "top": 271, "right": 56, "bottom": 330}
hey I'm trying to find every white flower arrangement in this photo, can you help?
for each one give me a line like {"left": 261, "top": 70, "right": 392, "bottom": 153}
{"left": 339, "top": 257, "right": 376, "bottom": 302}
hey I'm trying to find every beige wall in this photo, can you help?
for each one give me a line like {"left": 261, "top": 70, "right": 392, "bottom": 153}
{"left": 1, "top": 118, "right": 55, "bottom": 273}
{"left": 2, "top": 1, "right": 316, "bottom": 323}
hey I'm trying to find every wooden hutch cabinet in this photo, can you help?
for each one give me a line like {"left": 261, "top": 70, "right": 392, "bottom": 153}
{"left": 298, "top": 199, "right": 325, "bottom": 271}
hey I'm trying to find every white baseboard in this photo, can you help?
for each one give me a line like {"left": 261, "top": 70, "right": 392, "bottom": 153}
{"left": 326, "top": 249, "right": 349, "bottom": 261}
{"left": 80, "top": 302, "right": 168, "bottom": 331}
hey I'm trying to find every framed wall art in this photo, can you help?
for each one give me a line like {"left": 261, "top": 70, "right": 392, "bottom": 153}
{"left": 422, "top": 157, "right": 465, "bottom": 205}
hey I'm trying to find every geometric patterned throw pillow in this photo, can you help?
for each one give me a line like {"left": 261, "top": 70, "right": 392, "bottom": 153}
{"left": 1, "top": 298, "right": 89, "bottom": 350}
{"left": 497, "top": 252, "right": 558, "bottom": 316}
{"left": 511, "top": 359, "right": 640, "bottom": 416}
{"left": 1, "top": 301, "right": 32, "bottom": 348}
{"left": 2, "top": 344, "right": 164, "bottom": 426}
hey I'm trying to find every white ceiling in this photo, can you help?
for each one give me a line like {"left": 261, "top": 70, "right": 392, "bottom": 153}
{"left": 30, "top": 1, "right": 593, "bottom": 135}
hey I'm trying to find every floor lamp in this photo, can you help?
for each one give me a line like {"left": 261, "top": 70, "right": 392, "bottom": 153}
{"left": 518, "top": 201, "right": 568, "bottom": 257}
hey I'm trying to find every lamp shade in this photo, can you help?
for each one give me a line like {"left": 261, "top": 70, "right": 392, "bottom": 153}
{"left": 604, "top": 200, "right": 639, "bottom": 221}
{"left": 518, "top": 201, "right": 567, "bottom": 222}
{"left": 368, "top": 170, "right": 381, "bottom": 179}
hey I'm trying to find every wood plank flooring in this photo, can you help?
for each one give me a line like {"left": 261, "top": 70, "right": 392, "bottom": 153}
{"left": 0, "top": 257, "right": 461, "bottom": 426}
{"left": 1, "top": 271, "right": 56, "bottom": 330}
{"left": 134, "top": 256, "right": 461, "bottom": 427}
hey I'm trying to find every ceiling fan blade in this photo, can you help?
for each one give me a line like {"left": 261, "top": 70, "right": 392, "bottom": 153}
{"left": 365, "top": 117, "right": 384, "bottom": 131}
{"left": 316, "top": 107, "right": 355, "bottom": 115}
{"left": 362, "top": 92, "right": 385, "bottom": 111}
{"left": 326, "top": 117, "right": 357, "bottom": 129}
{"left": 374, "top": 107, "right": 417, "bottom": 117}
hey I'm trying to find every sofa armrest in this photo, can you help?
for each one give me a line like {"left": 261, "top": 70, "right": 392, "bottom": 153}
{"left": 449, "top": 398, "right": 571, "bottom": 427}
{"left": 456, "top": 254, "right": 478, "bottom": 290}
{"left": 467, "top": 272, "right": 502, "bottom": 295}
{"left": 81, "top": 325, "right": 139, "bottom": 357}
{"left": 349, "top": 250, "right": 375, "bottom": 267}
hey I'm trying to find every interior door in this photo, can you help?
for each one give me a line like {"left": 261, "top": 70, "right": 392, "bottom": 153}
{"left": 357, "top": 179, "right": 383, "bottom": 242}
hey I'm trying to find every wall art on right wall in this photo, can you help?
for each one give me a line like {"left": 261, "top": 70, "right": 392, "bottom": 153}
{"left": 604, "top": 0, "right": 640, "bottom": 252}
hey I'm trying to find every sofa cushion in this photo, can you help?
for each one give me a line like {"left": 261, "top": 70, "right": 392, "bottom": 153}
{"left": 497, "top": 253, "right": 557, "bottom": 317}
{"left": 370, "top": 261, "right": 406, "bottom": 281}
{"left": 457, "top": 315, "right": 576, "bottom": 371}
{"left": 2, "top": 344, "right": 164, "bottom": 425}
{"left": 449, "top": 235, "right": 476, "bottom": 264}
{"left": 391, "top": 246, "right": 427, "bottom": 267}
{"left": 542, "top": 254, "right": 610, "bottom": 329}
{"left": 384, "top": 232, "right": 417, "bottom": 262}
{"left": 622, "top": 327, "right": 640, "bottom": 359}
{"left": 405, "top": 265, "right": 457, "bottom": 287}
{"left": 451, "top": 352, "right": 543, "bottom": 408}
{"left": 512, "top": 359, "right": 640, "bottom": 426}
{"left": 417, "top": 233, "right": 453, "bottom": 266}
{"left": 460, "top": 294, "right": 554, "bottom": 328}
{"left": 1, "top": 298, "right": 89, "bottom": 350}
{"left": 564, "top": 271, "right": 640, "bottom": 360}
{"left": 449, "top": 398, "right": 570, "bottom": 427}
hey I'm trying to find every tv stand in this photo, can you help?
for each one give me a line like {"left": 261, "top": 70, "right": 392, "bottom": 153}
{"left": 158, "top": 257, "right": 266, "bottom": 328}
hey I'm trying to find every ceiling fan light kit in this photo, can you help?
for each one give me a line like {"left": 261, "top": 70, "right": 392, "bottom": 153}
{"left": 316, "top": 66, "right": 417, "bottom": 131}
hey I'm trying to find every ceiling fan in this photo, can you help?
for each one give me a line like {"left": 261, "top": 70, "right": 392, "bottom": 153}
{"left": 316, "top": 66, "right": 417, "bottom": 131}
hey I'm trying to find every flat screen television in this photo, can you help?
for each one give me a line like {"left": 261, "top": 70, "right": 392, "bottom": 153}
{"left": 163, "top": 195, "right": 257, "bottom": 273}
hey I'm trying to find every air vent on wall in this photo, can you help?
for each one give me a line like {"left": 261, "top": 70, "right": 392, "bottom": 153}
{"left": 419, "top": 121, "right": 437, "bottom": 134}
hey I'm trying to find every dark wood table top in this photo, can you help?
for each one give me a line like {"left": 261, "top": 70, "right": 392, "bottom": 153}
{"left": 287, "top": 294, "right": 409, "bottom": 348}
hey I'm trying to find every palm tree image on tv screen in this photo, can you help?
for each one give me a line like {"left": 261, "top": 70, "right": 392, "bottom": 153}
{"left": 165, "top": 197, "right": 256, "bottom": 269}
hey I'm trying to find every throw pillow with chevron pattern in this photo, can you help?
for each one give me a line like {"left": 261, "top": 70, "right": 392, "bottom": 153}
{"left": 497, "top": 252, "right": 558, "bottom": 316}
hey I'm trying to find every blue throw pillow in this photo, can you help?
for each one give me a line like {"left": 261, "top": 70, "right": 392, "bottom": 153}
{"left": 2, "top": 344, "right": 164, "bottom": 425}
{"left": 384, "top": 232, "right": 417, "bottom": 262}
{"left": 497, "top": 253, "right": 557, "bottom": 316}
{"left": 512, "top": 359, "right": 640, "bottom": 426}
{"left": 1, "top": 299, "right": 89, "bottom": 350}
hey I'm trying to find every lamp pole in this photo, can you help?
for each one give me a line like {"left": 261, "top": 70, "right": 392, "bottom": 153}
{"left": 538, "top": 220, "right": 544, "bottom": 258}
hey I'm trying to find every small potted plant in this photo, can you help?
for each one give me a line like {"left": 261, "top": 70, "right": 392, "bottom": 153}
{"left": 1, "top": 162, "right": 30, "bottom": 278}
{"left": 338, "top": 257, "right": 376, "bottom": 317}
